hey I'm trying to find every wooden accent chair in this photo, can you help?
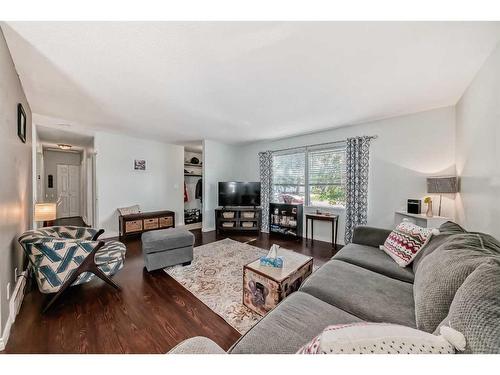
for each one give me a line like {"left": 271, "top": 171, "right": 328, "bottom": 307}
{"left": 18, "top": 226, "right": 126, "bottom": 313}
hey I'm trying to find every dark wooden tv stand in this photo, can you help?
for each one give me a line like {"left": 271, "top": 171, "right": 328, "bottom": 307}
{"left": 215, "top": 207, "right": 262, "bottom": 235}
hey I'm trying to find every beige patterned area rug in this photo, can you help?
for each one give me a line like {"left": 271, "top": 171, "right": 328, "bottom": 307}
{"left": 164, "top": 238, "right": 271, "bottom": 334}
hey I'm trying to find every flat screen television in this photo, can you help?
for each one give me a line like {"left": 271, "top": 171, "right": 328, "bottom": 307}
{"left": 218, "top": 182, "right": 261, "bottom": 207}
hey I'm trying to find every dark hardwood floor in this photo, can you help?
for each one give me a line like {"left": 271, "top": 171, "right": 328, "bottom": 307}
{"left": 3, "top": 230, "right": 338, "bottom": 354}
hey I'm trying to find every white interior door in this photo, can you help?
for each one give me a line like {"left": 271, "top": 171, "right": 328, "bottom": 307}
{"left": 57, "top": 164, "right": 80, "bottom": 218}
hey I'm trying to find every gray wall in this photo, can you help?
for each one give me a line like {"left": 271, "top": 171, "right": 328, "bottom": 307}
{"left": 0, "top": 27, "right": 32, "bottom": 338}
{"left": 455, "top": 42, "right": 500, "bottom": 239}
{"left": 42, "top": 149, "right": 82, "bottom": 202}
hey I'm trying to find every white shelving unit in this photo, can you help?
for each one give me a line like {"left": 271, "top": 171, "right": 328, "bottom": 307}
{"left": 395, "top": 211, "right": 450, "bottom": 228}
{"left": 184, "top": 151, "right": 203, "bottom": 229}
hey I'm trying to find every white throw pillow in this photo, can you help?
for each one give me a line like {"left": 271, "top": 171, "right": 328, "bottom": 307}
{"left": 118, "top": 204, "right": 141, "bottom": 216}
{"left": 380, "top": 221, "right": 438, "bottom": 267}
{"left": 297, "top": 322, "right": 465, "bottom": 354}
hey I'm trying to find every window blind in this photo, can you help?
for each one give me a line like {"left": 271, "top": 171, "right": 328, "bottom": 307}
{"left": 270, "top": 142, "right": 346, "bottom": 206}
{"left": 272, "top": 150, "right": 306, "bottom": 202}
{"left": 308, "top": 145, "right": 346, "bottom": 186}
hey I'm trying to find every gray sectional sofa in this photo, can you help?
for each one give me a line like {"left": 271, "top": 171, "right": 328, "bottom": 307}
{"left": 170, "top": 222, "right": 500, "bottom": 354}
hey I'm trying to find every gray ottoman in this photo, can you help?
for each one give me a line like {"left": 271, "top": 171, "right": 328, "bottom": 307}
{"left": 141, "top": 228, "right": 194, "bottom": 271}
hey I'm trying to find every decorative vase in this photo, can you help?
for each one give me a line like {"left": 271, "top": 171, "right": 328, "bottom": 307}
{"left": 426, "top": 202, "right": 433, "bottom": 217}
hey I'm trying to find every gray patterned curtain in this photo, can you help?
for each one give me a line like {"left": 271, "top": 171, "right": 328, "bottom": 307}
{"left": 259, "top": 151, "right": 273, "bottom": 232}
{"left": 344, "top": 136, "right": 372, "bottom": 244}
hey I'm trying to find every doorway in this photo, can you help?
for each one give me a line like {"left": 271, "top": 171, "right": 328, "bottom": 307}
{"left": 42, "top": 148, "right": 83, "bottom": 218}
{"left": 35, "top": 124, "right": 96, "bottom": 227}
{"left": 183, "top": 142, "right": 203, "bottom": 230}
{"left": 56, "top": 164, "right": 81, "bottom": 218}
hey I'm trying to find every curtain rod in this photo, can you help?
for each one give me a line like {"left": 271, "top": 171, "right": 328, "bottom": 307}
{"left": 264, "top": 135, "right": 378, "bottom": 154}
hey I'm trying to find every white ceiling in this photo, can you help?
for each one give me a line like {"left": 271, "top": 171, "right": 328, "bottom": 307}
{"left": 37, "top": 124, "right": 94, "bottom": 151}
{"left": 3, "top": 22, "right": 500, "bottom": 144}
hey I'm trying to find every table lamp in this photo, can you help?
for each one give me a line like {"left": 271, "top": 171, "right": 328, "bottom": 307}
{"left": 426, "top": 176, "right": 458, "bottom": 216}
{"left": 34, "top": 203, "right": 57, "bottom": 227}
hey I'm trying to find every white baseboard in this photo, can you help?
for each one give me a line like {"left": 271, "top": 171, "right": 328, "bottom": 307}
{"left": 0, "top": 271, "right": 27, "bottom": 351}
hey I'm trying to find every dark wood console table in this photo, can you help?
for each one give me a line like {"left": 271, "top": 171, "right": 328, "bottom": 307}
{"left": 305, "top": 213, "right": 339, "bottom": 250}
{"left": 215, "top": 207, "right": 262, "bottom": 235}
{"left": 119, "top": 210, "right": 175, "bottom": 237}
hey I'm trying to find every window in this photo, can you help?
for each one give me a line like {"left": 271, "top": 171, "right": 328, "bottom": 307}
{"left": 272, "top": 149, "right": 306, "bottom": 204}
{"left": 271, "top": 143, "right": 346, "bottom": 207}
{"left": 308, "top": 145, "right": 346, "bottom": 207}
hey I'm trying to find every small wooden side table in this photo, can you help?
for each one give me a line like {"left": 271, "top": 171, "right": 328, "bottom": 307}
{"left": 243, "top": 250, "right": 313, "bottom": 316}
{"left": 305, "top": 213, "right": 339, "bottom": 251}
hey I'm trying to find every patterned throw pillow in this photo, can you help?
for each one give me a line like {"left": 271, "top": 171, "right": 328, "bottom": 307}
{"left": 380, "top": 222, "right": 438, "bottom": 267}
{"left": 117, "top": 204, "right": 141, "bottom": 216}
{"left": 297, "top": 322, "right": 466, "bottom": 354}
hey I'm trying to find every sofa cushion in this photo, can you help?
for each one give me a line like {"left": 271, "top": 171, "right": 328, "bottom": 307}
{"left": 168, "top": 336, "right": 226, "bottom": 354}
{"left": 297, "top": 322, "right": 464, "bottom": 354}
{"left": 333, "top": 244, "right": 414, "bottom": 283}
{"left": 229, "top": 291, "right": 362, "bottom": 354}
{"left": 414, "top": 233, "right": 500, "bottom": 333}
{"left": 380, "top": 222, "right": 437, "bottom": 267}
{"left": 299, "top": 260, "right": 416, "bottom": 327}
{"left": 412, "top": 221, "right": 467, "bottom": 273}
{"left": 351, "top": 226, "right": 392, "bottom": 248}
{"left": 435, "top": 259, "right": 500, "bottom": 354}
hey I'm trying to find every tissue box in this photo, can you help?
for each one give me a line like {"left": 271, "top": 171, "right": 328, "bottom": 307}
{"left": 259, "top": 256, "right": 284, "bottom": 268}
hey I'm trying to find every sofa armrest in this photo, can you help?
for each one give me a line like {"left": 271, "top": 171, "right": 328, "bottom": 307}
{"left": 352, "top": 226, "right": 392, "bottom": 248}
{"left": 168, "top": 337, "right": 226, "bottom": 354}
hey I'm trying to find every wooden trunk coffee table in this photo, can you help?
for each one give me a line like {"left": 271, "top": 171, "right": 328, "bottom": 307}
{"left": 243, "top": 250, "right": 313, "bottom": 316}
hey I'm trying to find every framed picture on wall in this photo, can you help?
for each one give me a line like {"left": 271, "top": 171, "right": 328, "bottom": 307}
{"left": 134, "top": 159, "right": 146, "bottom": 170}
{"left": 17, "top": 103, "right": 27, "bottom": 143}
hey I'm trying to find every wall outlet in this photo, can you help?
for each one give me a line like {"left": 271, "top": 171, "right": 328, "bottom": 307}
{"left": 6, "top": 282, "right": 11, "bottom": 300}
